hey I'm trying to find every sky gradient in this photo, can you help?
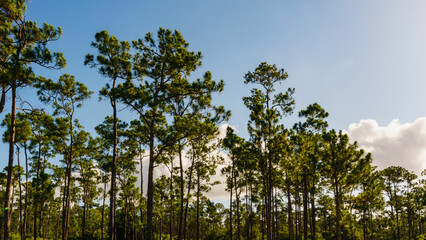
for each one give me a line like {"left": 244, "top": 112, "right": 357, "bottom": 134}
{"left": 1, "top": 1, "right": 426, "bottom": 176}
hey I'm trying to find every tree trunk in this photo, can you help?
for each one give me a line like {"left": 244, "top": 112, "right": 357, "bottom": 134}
{"left": 146, "top": 123, "right": 155, "bottom": 240}
{"left": 183, "top": 157, "right": 195, "bottom": 240}
{"left": 0, "top": 86, "right": 5, "bottom": 113}
{"left": 83, "top": 187, "right": 87, "bottom": 240}
{"left": 286, "top": 171, "right": 294, "bottom": 240}
{"left": 394, "top": 188, "right": 400, "bottom": 240}
{"left": 23, "top": 143, "right": 29, "bottom": 240}
{"left": 4, "top": 81, "right": 16, "bottom": 240}
{"left": 230, "top": 162, "right": 233, "bottom": 240}
{"left": 236, "top": 184, "right": 241, "bottom": 240}
{"left": 334, "top": 182, "right": 341, "bottom": 240}
{"left": 56, "top": 200, "right": 61, "bottom": 240}
{"left": 267, "top": 155, "right": 272, "bottom": 240}
{"left": 178, "top": 143, "right": 184, "bottom": 240}
{"left": 196, "top": 167, "right": 200, "bottom": 240}
{"left": 109, "top": 92, "right": 118, "bottom": 240}
{"left": 17, "top": 148, "right": 23, "bottom": 240}
{"left": 170, "top": 158, "right": 174, "bottom": 240}
{"left": 63, "top": 118, "right": 74, "bottom": 240}
{"left": 303, "top": 176, "right": 308, "bottom": 240}
{"left": 40, "top": 203, "right": 45, "bottom": 240}
{"left": 124, "top": 197, "right": 128, "bottom": 240}
{"left": 133, "top": 201, "right": 137, "bottom": 240}
{"left": 35, "top": 140, "right": 42, "bottom": 240}
{"left": 250, "top": 183, "right": 254, "bottom": 240}
{"left": 101, "top": 179, "right": 106, "bottom": 240}
{"left": 310, "top": 179, "right": 316, "bottom": 240}
{"left": 139, "top": 145, "right": 145, "bottom": 240}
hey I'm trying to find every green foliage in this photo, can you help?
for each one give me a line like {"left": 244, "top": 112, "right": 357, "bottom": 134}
{"left": 0, "top": 5, "right": 425, "bottom": 239}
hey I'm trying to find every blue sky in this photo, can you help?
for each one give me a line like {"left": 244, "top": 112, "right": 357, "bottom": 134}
{"left": 2, "top": 1, "right": 426, "bottom": 173}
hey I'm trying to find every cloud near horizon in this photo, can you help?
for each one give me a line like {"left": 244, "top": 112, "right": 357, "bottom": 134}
{"left": 347, "top": 118, "right": 426, "bottom": 176}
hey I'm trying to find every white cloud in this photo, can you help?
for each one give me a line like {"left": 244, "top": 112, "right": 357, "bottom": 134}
{"left": 347, "top": 118, "right": 426, "bottom": 177}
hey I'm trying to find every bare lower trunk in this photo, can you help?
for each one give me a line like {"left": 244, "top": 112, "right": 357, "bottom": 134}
{"left": 124, "top": 198, "right": 128, "bottom": 240}
{"left": 310, "top": 180, "right": 316, "bottom": 240}
{"left": 146, "top": 125, "right": 155, "bottom": 240}
{"left": 178, "top": 144, "right": 184, "bottom": 240}
{"left": 23, "top": 144, "right": 29, "bottom": 240}
{"left": 139, "top": 147, "right": 145, "bottom": 240}
{"left": 303, "top": 176, "right": 308, "bottom": 240}
{"left": 4, "top": 82, "right": 16, "bottom": 240}
{"left": 62, "top": 120, "right": 74, "bottom": 240}
{"left": 335, "top": 183, "right": 341, "bottom": 240}
{"left": 235, "top": 162, "right": 240, "bottom": 240}
{"left": 17, "top": 148, "right": 23, "bottom": 240}
{"left": 267, "top": 157, "right": 272, "bottom": 240}
{"left": 83, "top": 188, "right": 87, "bottom": 240}
{"left": 170, "top": 159, "right": 174, "bottom": 240}
{"left": 101, "top": 180, "right": 106, "bottom": 240}
{"left": 230, "top": 162, "right": 233, "bottom": 240}
{"left": 286, "top": 171, "right": 294, "bottom": 240}
{"left": 183, "top": 158, "right": 195, "bottom": 240}
{"left": 109, "top": 96, "right": 118, "bottom": 240}
{"left": 196, "top": 167, "right": 200, "bottom": 240}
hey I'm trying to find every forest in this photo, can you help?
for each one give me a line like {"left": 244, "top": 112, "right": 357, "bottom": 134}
{"left": 1, "top": 1, "right": 426, "bottom": 240}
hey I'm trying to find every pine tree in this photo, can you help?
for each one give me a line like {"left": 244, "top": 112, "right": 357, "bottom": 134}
{"left": 0, "top": 2, "right": 65, "bottom": 238}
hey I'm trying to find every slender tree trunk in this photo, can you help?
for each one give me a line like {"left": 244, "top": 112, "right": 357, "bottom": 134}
{"left": 35, "top": 142, "right": 42, "bottom": 240}
{"left": 236, "top": 186, "right": 241, "bottom": 240}
{"left": 267, "top": 155, "right": 272, "bottom": 240}
{"left": 17, "top": 148, "right": 23, "bottom": 240}
{"left": 83, "top": 187, "right": 87, "bottom": 240}
{"left": 272, "top": 188, "right": 275, "bottom": 240}
{"left": 124, "top": 197, "right": 128, "bottom": 240}
{"left": 230, "top": 162, "right": 233, "bottom": 240}
{"left": 4, "top": 81, "right": 16, "bottom": 240}
{"left": 23, "top": 144, "right": 29, "bottom": 240}
{"left": 395, "top": 191, "right": 400, "bottom": 240}
{"left": 46, "top": 206, "right": 52, "bottom": 239}
{"left": 334, "top": 182, "right": 341, "bottom": 240}
{"left": 178, "top": 143, "right": 185, "bottom": 240}
{"left": 139, "top": 146, "right": 145, "bottom": 240}
{"left": 294, "top": 189, "right": 299, "bottom": 240}
{"left": 245, "top": 184, "right": 249, "bottom": 240}
{"left": 196, "top": 167, "right": 200, "bottom": 240}
{"left": 286, "top": 171, "right": 294, "bottom": 240}
{"left": 9, "top": 185, "right": 15, "bottom": 228}
{"left": 63, "top": 119, "right": 74, "bottom": 240}
{"left": 170, "top": 158, "right": 174, "bottom": 240}
{"left": 250, "top": 182, "right": 254, "bottom": 240}
{"left": 101, "top": 179, "right": 107, "bottom": 240}
{"left": 275, "top": 190, "right": 279, "bottom": 240}
{"left": 233, "top": 158, "right": 240, "bottom": 240}
{"left": 160, "top": 209, "right": 163, "bottom": 240}
{"left": 56, "top": 202, "right": 61, "bottom": 240}
{"left": 146, "top": 123, "right": 155, "bottom": 240}
{"left": 310, "top": 180, "right": 316, "bottom": 240}
{"left": 419, "top": 207, "right": 423, "bottom": 235}
{"left": 110, "top": 90, "right": 118, "bottom": 240}
{"left": 262, "top": 170, "right": 267, "bottom": 240}
{"left": 40, "top": 203, "right": 45, "bottom": 240}
{"left": 133, "top": 201, "right": 137, "bottom": 240}
{"left": 302, "top": 176, "right": 308, "bottom": 240}
{"left": 183, "top": 157, "right": 195, "bottom": 240}
{"left": 362, "top": 187, "right": 367, "bottom": 240}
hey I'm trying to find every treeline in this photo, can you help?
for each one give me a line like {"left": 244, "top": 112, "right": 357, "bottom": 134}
{"left": 0, "top": 1, "right": 425, "bottom": 240}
